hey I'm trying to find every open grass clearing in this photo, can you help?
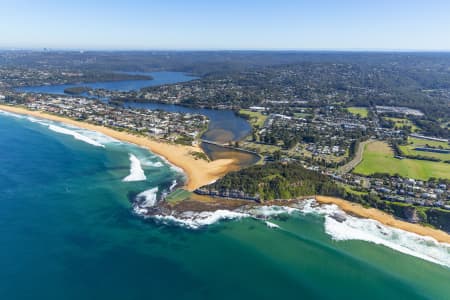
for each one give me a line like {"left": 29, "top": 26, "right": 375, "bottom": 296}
{"left": 353, "top": 141, "right": 450, "bottom": 180}
{"left": 384, "top": 117, "right": 420, "bottom": 132}
{"left": 347, "top": 107, "right": 369, "bottom": 118}
{"left": 239, "top": 109, "right": 268, "bottom": 128}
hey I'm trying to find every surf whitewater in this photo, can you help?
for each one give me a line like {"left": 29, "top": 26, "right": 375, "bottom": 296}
{"left": 2, "top": 109, "right": 449, "bottom": 269}
{"left": 133, "top": 198, "right": 450, "bottom": 269}
{"left": 0, "top": 110, "right": 117, "bottom": 147}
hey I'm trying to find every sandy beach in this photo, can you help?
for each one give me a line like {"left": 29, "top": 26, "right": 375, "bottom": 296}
{"left": 0, "top": 105, "right": 239, "bottom": 191}
{"left": 316, "top": 195, "right": 450, "bottom": 244}
{"left": 2, "top": 104, "right": 449, "bottom": 244}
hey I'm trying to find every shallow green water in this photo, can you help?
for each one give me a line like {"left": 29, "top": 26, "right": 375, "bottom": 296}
{"left": 0, "top": 113, "right": 449, "bottom": 300}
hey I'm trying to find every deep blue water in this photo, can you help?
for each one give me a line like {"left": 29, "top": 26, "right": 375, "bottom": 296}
{"left": 16, "top": 71, "right": 198, "bottom": 94}
{"left": 0, "top": 113, "right": 449, "bottom": 300}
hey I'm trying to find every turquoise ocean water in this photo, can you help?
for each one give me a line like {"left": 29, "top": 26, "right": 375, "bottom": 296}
{"left": 0, "top": 111, "right": 449, "bottom": 300}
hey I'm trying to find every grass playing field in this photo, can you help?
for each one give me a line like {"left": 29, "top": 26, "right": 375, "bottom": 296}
{"left": 408, "top": 137, "right": 449, "bottom": 149}
{"left": 384, "top": 117, "right": 420, "bottom": 132}
{"left": 353, "top": 141, "right": 450, "bottom": 180}
{"left": 239, "top": 109, "right": 268, "bottom": 128}
{"left": 399, "top": 137, "right": 450, "bottom": 161}
{"left": 347, "top": 107, "right": 369, "bottom": 118}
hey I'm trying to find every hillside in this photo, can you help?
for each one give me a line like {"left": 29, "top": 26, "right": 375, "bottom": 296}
{"left": 203, "top": 162, "right": 340, "bottom": 201}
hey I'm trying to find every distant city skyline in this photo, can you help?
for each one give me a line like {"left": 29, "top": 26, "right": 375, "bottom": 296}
{"left": 1, "top": 0, "right": 450, "bottom": 51}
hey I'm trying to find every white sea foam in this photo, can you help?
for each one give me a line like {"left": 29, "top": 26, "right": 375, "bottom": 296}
{"left": 48, "top": 124, "right": 105, "bottom": 147}
{"left": 136, "top": 198, "right": 450, "bottom": 267}
{"left": 123, "top": 154, "right": 147, "bottom": 182}
{"left": 0, "top": 109, "right": 121, "bottom": 147}
{"left": 0, "top": 110, "right": 26, "bottom": 119}
{"left": 134, "top": 205, "right": 297, "bottom": 230}
{"left": 169, "top": 162, "right": 184, "bottom": 174}
{"left": 323, "top": 211, "right": 450, "bottom": 268}
{"left": 247, "top": 205, "right": 299, "bottom": 217}
{"left": 291, "top": 199, "right": 450, "bottom": 268}
{"left": 169, "top": 180, "right": 177, "bottom": 191}
{"left": 152, "top": 210, "right": 250, "bottom": 229}
{"left": 265, "top": 221, "right": 281, "bottom": 229}
{"left": 136, "top": 187, "right": 159, "bottom": 207}
{"left": 158, "top": 156, "right": 184, "bottom": 174}
{"left": 141, "top": 159, "right": 164, "bottom": 168}
{"left": 68, "top": 127, "right": 119, "bottom": 145}
{"left": 26, "top": 116, "right": 45, "bottom": 124}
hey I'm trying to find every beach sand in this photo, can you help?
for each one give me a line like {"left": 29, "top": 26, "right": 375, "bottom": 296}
{"left": 2, "top": 104, "right": 449, "bottom": 243}
{"left": 0, "top": 105, "right": 239, "bottom": 191}
{"left": 316, "top": 195, "right": 450, "bottom": 244}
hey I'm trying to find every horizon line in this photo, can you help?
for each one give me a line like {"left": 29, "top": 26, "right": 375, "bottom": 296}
{"left": 1, "top": 47, "right": 450, "bottom": 53}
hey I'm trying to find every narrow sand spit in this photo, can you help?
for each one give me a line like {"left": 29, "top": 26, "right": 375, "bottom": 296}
{"left": 0, "top": 105, "right": 238, "bottom": 191}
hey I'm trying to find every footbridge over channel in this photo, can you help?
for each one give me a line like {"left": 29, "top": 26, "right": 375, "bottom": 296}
{"left": 200, "top": 139, "right": 260, "bottom": 156}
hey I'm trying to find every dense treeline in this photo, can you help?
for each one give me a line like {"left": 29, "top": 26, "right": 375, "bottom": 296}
{"left": 206, "top": 161, "right": 450, "bottom": 232}
{"left": 207, "top": 162, "right": 342, "bottom": 201}
{"left": 410, "top": 117, "right": 449, "bottom": 139}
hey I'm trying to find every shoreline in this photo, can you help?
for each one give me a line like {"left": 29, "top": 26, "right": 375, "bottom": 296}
{"left": 160, "top": 192, "right": 450, "bottom": 244}
{"left": 315, "top": 195, "right": 450, "bottom": 244}
{"left": 2, "top": 104, "right": 449, "bottom": 244}
{"left": 169, "top": 193, "right": 450, "bottom": 243}
{"left": 0, "top": 104, "right": 239, "bottom": 191}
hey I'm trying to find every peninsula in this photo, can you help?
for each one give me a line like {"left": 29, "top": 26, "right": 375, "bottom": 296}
{"left": 2, "top": 103, "right": 450, "bottom": 245}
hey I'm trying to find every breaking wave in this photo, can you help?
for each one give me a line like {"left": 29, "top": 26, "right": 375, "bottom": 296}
{"left": 0, "top": 110, "right": 26, "bottom": 119}
{"left": 134, "top": 199, "right": 450, "bottom": 268}
{"left": 48, "top": 124, "right": 105, "bottom": 147}
{"left": 134, "top": 187, "right": 159, "bottom": 209}
{"left": 323, "top": 210, "right": 450, "bottom": 268}
{"left": 265, "top": 221, "right": 281, "bottom": 229}
{"left": 152, "top": 210, "right": 250, "bottom": 229}
{"left": 156, "top": 155, "right": 184, "bottom": 174}
{"left": 123, "top": 154, "right": 147, "bottom": 182}
{"left": 140, "top": 157, "right": 165, "bottom": 168}
{"left": 0, "top": 110, "right": 120, "bottom": 147}
{"left": 293, "top": 200, "right": 450, "bottom": 268}
{"left": 142, "top": 160, "right": 164, "bottom": 168}
{"left": 169, "top": 180, "right": 177, "bottom": 191}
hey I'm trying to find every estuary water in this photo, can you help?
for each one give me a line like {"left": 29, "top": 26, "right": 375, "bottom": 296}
{"left": 17, "top": 71, "right": 254, "bottom": 158}
{"left": 0, "top": 110, "right": 450, "bottom": 300}
{"left": 16, "top": 71, "right": 198, "bottom": 94}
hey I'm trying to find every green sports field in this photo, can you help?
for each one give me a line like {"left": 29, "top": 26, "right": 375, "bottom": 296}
{"left": 353, "top": 141, "right": 450, "bottom": 180}
{"left": 239, "top": 109, "right": 268, "bottom": 128}
{"left": 384, "top": 117, "right": 420, "bottom": 132}
{"left": 399, "top": 137, "right": 450, "bottom": 161}
{"left": 347, "top": 107, "right": 369, "bottom": 118}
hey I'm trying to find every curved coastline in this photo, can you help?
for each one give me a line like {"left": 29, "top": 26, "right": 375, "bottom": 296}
{"left": 315, "top": 196, "right": 450, "bottom": 244}
{"left": 1, "top": 104, "right": 450, "bottom": 245}
{"left": 0, "top": 104, "right": 238, "bottom": 191}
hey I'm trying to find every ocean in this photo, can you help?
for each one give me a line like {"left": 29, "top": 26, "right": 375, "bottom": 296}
{"left": 0, "top": 111, "right": 449, "bottom": 300}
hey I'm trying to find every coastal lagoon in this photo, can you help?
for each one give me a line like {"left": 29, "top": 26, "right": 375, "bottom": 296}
{"left": 124, "top": 102, "right": 252, "bottom": 143}
{"left": 124, "top": 102, "right": 257, "bottom": 166}
{"left": 17, "top": 71, "right": 255, "bottom": 161}
{"left": 16, "top": 71, "right": 198, "bottom": 94}
{"left": 1, "top": 110, "right": 450, "bottom": 300}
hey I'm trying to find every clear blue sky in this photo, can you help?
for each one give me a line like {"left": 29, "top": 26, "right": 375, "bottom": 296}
{"left": 1, "top": 0, "right": 449, "bottom": 50}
